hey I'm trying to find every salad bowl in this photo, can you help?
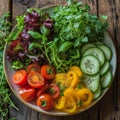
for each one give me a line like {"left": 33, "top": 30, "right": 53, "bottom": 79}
{"left": 3, "top": 4, "right": 117, "bottom": 116}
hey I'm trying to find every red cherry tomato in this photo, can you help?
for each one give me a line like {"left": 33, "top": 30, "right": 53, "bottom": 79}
{"left": 19, "top": 86, "right": 36, "bottom": 102}
{"left": 48, "top": 83, "right": 60, "bottom": 99}
{"left": 13, "top": 69, "right": 27, "bottom": 86}
{"left": 40, "top": 65, "right": 56, "bottom": 80}
{"left": 37, "top": 82, "right": 49, "bottom": 97}
{"left": 27, "top": 72, "right": 45, "bottom": 88}
{"left": 36, "top": 93, "right": 54, "bottom": 111}
{"left": 27, "top": 63, "right": 40, "bottom": 73}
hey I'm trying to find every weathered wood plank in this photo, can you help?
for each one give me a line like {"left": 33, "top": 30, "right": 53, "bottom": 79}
{"left": 36, "top": 0, "right": 66, "bottom": 8}
{"left": 0, "top": 0, "right": 10, "bottom": 16}
{"left": 12, "top": 0, "right": 37, "bottom": 20}
{"left": 98, "top": 0, "right": 120, "bottom": 120}
{"left": 116, "top": 0, "right": 120, "bottom": 119}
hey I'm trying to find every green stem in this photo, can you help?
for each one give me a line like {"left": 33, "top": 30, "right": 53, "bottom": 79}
{"left": 44, "top": 45, "right": 51, "bottom": 64}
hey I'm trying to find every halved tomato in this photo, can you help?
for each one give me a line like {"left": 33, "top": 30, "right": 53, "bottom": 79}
{"left": 27, "top": 72, "right": 45, "bottom": 88}
{"left": 36, "top": 93, "right": 54, "bottom": 110}
{"left": 40, "top": 65, "right": 56, "bottom": 80}
{"left": 27, "top": 62, "right": 40, "bottom": 73}
{"left": 13, "top": 69, "right": 27, "bottom": 86}
{"left": 48, "top": 83, "right": 60, "bottom": 99}
{"left": 19, "top": 85, "right": 36, "bottom": 102}
{"left": 37, "top": 82, "right": 49, "bottom": 97}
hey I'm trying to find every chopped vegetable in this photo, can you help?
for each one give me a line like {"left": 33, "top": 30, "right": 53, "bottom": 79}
{"left": 13, "top": 69, "right": 27, "bottom": 86}
{"left": 36, "top": 93, "right": 54, "bottom": 110}
{"left": 65, "top": 71, "right": 79, "bottom": 88}
{"left": 27, "top": 72, "right": 45, "bottom": 88}
{"left": 27, "top": 62, "right": 40, "bottom": 73}
{"left": 77, "top": 88, "right": 93, "bottom": 107}
{"left": 69, "top": 66, "right": 83, "bottom": 78}
{"left": 19, "top": 85, "right": 36, "bottom": 102}
{"left": 48, "top": 83, "right": 60, "bottom": 99}
{"left": 40, "top": 65, "right": 56, "bottom": 80}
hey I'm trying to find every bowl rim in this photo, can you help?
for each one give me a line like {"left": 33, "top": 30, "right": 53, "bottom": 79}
{"left": 3, "top": 5, "right": 117, "bottom": 116}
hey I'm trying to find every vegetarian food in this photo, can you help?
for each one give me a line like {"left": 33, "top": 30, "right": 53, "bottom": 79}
{"left": 6, "top": 2, "right": 113, "bottom": 114}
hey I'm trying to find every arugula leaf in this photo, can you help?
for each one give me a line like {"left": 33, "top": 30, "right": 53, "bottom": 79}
{"left": 48, "top": 2, "right": 108, "bottom": 72}
{"left": 58, "top": 41, "right": 73, "bottom": 52}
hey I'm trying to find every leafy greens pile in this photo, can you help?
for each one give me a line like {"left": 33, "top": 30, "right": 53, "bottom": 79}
{"left": 46, "top": 2, "right": 108, "bottom": 72}
{"left": 7, "top": 2, "right": 108, "bottom": 73}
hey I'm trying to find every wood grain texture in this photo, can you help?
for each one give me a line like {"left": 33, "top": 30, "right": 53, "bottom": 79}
{"left": 12, "top": 0, "right": 37, "bottom": 20}
{"left": 98, "top": 0, "right": 120, "bottom": 120}
{"left": 0, "top": 0, "right": 10, "bottom": 16}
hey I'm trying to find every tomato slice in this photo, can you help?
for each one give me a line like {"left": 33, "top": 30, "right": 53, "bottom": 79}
{"left": 36, "top": 93, "right": 54, "bottom": 111}
{"left": 13, "top": 69, "right": 27, "bottom": 86}
{"left": 40, "top": 65, "right": 56, "bottom": 80}
{"left": 37, "top": 82, "right": 49, "bottom": 97}
{"left": 27, "top": 62, "right": 40, "bottom": 73}
{"left": 48, "top": 83, "right": 60, "bottom": 99}
{"left": 27, "top": 72, "right": 45, "bottom": 88}
{"left": 19, "top": 86, "right": 36, "bottom": 102}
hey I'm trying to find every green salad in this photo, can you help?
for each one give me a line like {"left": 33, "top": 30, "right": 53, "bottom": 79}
{"left": 6, "top": 2, "right": 108, "bottom": 73}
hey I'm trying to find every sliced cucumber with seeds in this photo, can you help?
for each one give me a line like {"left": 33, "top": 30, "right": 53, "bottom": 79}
{"left": 101, "top": 70, "right": 113, "bottom": 89}
{"left": 80, "top": 55, "right": 100, "bottom": 75}
{"left": 81, "top": 43, "right": 96, "bottom": 53}
{"left": 82, "top": 73, "right": 100, "bottom": 92}
{"left": 98, "top": 44, "right": 112, "bottom": 61}
{"left": 93, "top": 84, "right": 102, "bottom": 100}
{"left": 83, "top": 47, "right": 105, "bottom": 66}
{"left": 100, "top": 61, "right": 110, "bottom": 76}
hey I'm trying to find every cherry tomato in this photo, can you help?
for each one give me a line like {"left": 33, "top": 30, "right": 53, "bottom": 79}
{"left": 13, "top": 69, "right": 27, "bottom": 86}
{"left": 48, "top": 83, "right": 60, "bottom": 99}
{"left": 40, "top": 65, "right": 56, "bottom": 80}
{"left": 36, "top": 93, "right": 54, "bottom": 111}
{"left": 27, "top": 62, "right": 40, "bottom": 73}
{"left": 19, "top": 86, "right": 36, "bottom": 102}
{"left": 37, "top": 82, "right": 49, "bottom": 97}
{"left": 27, "top": 72, "right": 45, "bottom": 88}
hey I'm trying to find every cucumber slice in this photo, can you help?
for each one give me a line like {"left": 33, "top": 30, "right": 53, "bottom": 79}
{"left": 101, "top": 70, "right": 113, "bottom": 88}
{"left": 83, "top": 47, "right": 105, "bottom": 66}
{"left": 82, "top": 74, "right": 100, "bottom": 92}
{"left": 81, "top": 43, "right": 96, "bottom": 53}
{"left": 80, "top": 55, "right": 100, "bottom": 75}
{"left": 93, "top": 84, "right": 102, "bottom": 100}
{"left": 100, "top": 61, "right": 110, "bottom": 76}
{"left": 94, "top": 41, "right": 104, "bottom": 45}
{"left": 98, "top": 44, "right": 112, "bottom": 61}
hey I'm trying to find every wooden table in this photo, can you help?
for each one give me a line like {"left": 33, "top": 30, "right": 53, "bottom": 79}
{"left": 0, "top": 0, "right": 120, "bottom": 120}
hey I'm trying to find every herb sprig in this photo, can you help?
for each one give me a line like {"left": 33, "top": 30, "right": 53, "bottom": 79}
{"left": 0, "top": 13, "right": 18, "bottom": 120}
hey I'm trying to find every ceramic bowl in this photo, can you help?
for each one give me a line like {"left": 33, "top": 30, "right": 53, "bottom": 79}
{"left": 3, "top": 5, "right": 117, "bottom": 116}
